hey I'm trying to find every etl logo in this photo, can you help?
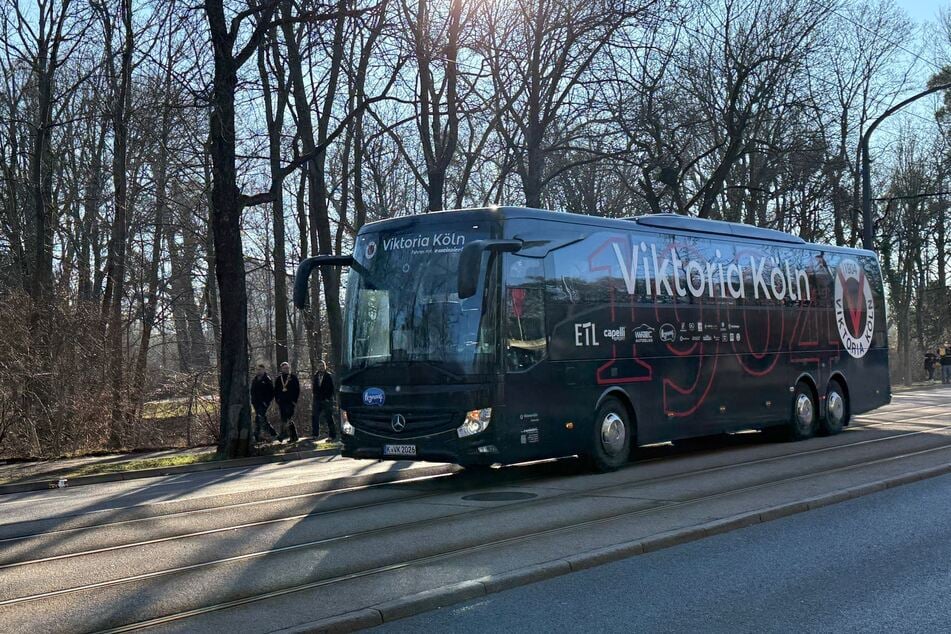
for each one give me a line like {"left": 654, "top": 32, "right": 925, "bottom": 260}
{"left": 574, "top": 322, "right": 599, "bottom": 347}
{"left": 362, "top": 387, "right": 385, "bottom": 406}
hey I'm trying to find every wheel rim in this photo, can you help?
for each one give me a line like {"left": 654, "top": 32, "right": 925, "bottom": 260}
{"left": 600, "top": 412, "right": 626, "bottom": 456}
{"left": 795, "top": 393, "right": 814, "bottom": 432}
{"left": 827, "top": 390, "right": 844, "bottom": 427}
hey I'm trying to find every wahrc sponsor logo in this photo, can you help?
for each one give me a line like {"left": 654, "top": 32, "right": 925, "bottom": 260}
{"left": 633, "top": 324, "right": 654, "bottom": 342}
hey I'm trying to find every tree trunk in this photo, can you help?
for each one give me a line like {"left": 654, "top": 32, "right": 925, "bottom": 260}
{"left": 202, "top": 146, "right": 222, "bottom": 361}
{"left": 205, "top": 0, "right": 252, "bottom": 458}
{"left": 258, "top": 39, "right": 290, "bottom": 366}
{"left": 133, "top": 148, "right": 169, "bottom": 422}
{"left": 28, "top": 31, "right": 55, "bottom": 305}
{"left": 101, "top": 0, "right": 134, "bottom": 448}
{"left": 79, "top": 125, "right": 105, "bottom": 302}
{"left": 281, "top": 3, "right": 344, "bottom": 367}
{"left": 937, "top": 191, "right": 947, "bottom": 294}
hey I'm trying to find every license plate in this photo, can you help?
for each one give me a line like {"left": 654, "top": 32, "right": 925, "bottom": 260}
{"left": 383, "top": 444, "right": 417, "bottom": 456}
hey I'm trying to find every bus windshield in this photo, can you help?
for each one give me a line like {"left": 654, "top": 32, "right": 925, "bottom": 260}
{"left": 342, "top": 225, "right": 498, "bottom": 376}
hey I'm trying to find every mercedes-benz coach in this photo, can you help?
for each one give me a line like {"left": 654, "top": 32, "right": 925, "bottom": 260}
{"left": 294, "top": 207, "right": 889, "bottom": 471}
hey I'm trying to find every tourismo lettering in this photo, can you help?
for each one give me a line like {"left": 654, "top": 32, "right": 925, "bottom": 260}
{"left": 611, "top": 241, "right": 811, "bottom": 302}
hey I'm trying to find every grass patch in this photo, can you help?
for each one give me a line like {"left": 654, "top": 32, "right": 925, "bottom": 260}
{"left": 252, "top": 439, "right": 342, "bottom": 457}
{"left": 61, "top": 440, "right": 340, "bottom": 478}
{"left": 0, "top": 439, "right": 342, "bottom": 485}
{"left": 141, "top": 397, "right": 217, "bottom": 421}
{"left": 66, "top": 452, "right": 217, "bottom": 477}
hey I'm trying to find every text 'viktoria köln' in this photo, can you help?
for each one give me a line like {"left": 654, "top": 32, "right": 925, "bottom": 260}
{"left": 611, "top": 241, "right": 812, "bottom": 302}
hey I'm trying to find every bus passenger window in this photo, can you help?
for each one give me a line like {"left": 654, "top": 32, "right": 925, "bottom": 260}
{"left": 505, "top": 257, "right": 546, "bottom": 371}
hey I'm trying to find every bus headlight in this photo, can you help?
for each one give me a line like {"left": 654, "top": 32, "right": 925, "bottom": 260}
{"left": 458, "top": 408, "right": 492, "bottom": 438}
{"left": 340, "top": 410, "right": 355, "bottom": 436}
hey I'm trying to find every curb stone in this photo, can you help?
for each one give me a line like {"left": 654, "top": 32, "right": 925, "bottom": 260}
{"left": 0, "top": 448, "right": 340, "bottom": 495}
{"left": 477, "top": 560, "right": 572, "bottom": 594}
{"left": 274, "top": 460, "right": 951, "bottom": 633}
{"left": 374, "top": 580, "right": 486, "bottom": 622}
{"left": 271, "top": 608, "right": 384, "bottom": 633}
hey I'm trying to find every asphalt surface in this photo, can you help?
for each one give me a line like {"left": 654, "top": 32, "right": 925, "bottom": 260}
{"left": 0, "top": 387, "right": 948, "bottom": 633}
{"left": 382, "top": 470, "right": 951, "bottom": 634}
{"left": 0, "top": 454, "right": 446, "bottom": 526}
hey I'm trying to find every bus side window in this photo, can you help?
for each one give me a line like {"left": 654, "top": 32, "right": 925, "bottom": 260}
{"left": 504, "top": 256, "right": 546, "bottom": 371}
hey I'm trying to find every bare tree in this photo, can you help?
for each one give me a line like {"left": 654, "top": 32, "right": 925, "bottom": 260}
{"left": 94, "top": 0, "right": 134, "bottom": 445}
{"left": 399, "top": 0, "right": 466, "bottom": 211}
{"left": 257, "top": 28, "right": 291, "bottom": 365}
{"left": 477, "top": 0, "right": 655, "bottom": 207}
{"left": 203, "top": 0, "right": 283, "bottom": 458}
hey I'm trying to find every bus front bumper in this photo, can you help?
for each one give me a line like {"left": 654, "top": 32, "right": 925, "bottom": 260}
{"left": 340, "top": 428, "right": 502, "bottom": 466}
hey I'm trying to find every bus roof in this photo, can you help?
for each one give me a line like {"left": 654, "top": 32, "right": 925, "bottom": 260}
{"left": 360, "top": 207, "right": 876, "bottom": 256}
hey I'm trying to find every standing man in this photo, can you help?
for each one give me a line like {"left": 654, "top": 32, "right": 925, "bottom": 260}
{"left": 924, "top": 351, "right": 937, "bottom": 382}
{"left": 273, "top": 361, "right": 301, "bottom": 442}
{"left": 941, "top": 347, "right": 951, "bottom": 385}
{"left": 311, "top": 360, "right": 338, "bottom": 441}
{"left": 250, "top": 363, "right": 277, "bottom": 442}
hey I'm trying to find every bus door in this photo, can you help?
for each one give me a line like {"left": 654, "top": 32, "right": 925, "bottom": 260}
{"left": 500, "top": 254, "right": 566, "bottom": 459}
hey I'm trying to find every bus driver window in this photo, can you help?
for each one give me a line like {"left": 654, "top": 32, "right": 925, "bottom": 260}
{"left": 504, "top": 256, "right": 546, "bottom": 371}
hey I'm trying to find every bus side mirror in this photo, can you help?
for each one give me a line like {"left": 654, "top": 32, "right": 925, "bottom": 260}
{"left": 458, "top": 239, "right": 522, "bottom": 300}
{"left": 293, "top": 255, "right": 354, "bottom": 309}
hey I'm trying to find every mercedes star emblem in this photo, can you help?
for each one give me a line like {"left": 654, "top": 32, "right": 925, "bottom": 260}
{"left": 391, "top": 414, "right": 406, "bottom": 432}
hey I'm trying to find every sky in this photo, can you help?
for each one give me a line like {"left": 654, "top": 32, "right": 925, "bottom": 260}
{"left": 896, "top": 0, "right": 946, "bottom": 24}
{"left": 859, "top": 0, "right": 950, "bottom": 154}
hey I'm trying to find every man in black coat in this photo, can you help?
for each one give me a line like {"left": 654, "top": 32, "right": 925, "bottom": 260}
{"left": 924, "top": 352, "right": 937, "bottom": 382}
{"left": 273, "top": 361, "right": 301, "bottom": 442}
{"left": 941, "top": 347, "right": 951, "bottom": 385}
{"left": 250, "top": 363, "right": 277, "bottom": 442}
{"left": 311, "top": 360, "right": 338, "bottom": 441}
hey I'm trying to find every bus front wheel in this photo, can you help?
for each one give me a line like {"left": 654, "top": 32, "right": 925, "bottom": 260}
{"left": 583, "top": 398, "right": 631, "bottom": 472}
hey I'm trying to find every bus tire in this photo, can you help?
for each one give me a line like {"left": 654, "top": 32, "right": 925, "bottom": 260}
{"left": 819, "top": 379, "right": 849, "bottom": 436}
{"left": 786, "top": 381, "right": 818, "bottom": 441}
{"left": 584, "top": 398, "right": 631, "bottom": 472}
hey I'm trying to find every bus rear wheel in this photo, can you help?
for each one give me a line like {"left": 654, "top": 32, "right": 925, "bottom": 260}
{"left": 819, "top": 380, "right": 849, "bottom": 436}
{"left": 785, "top": 381, "right": 818, "bottom": 441}
{"left": 583, "top": 398, "right": 631, "bottom": 472}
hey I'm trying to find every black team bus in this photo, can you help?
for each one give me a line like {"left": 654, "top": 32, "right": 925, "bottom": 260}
{"left": 294, "top": 207, "right": 890, "bottom": 472}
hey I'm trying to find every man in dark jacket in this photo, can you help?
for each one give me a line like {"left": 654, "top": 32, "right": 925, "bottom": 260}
{"left": 250, "top": 363, "right": 277, "bottom": 442}
{"left": 924, "top": 352, "right": 937, "bottom": 382}
{"left": 311, "top": 360, "right": 338, "bottom": 441}
{"left": 273, "top": 362, "right": 301, "bottom": 442}
{"left": 941, "top": 347, "right": 951, "bottom": 385}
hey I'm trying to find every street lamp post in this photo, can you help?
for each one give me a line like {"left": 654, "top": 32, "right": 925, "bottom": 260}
{"left": 861, "top": 80, "right": 951, "bottom": 250}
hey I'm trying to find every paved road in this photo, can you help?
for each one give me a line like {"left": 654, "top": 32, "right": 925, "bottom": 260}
{"left": 0, "top": 454, "right": 451, "bottom": 526}
{"left": 0, "top": 387, "right": 948, "bottom": 633}
{"left": 383, "top": 470, "right": 951, "bottom": 633}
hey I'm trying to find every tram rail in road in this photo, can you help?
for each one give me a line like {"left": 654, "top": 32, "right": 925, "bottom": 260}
{"left": 0, "top": 388, "right": 948, "bottom": 633}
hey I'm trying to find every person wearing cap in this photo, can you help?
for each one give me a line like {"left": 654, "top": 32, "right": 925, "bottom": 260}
{"left": 250, "top": 363, "right": 277, "bottom": 442}
{"left": 273, "top": 361, "right": 301, "bottom": 442}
